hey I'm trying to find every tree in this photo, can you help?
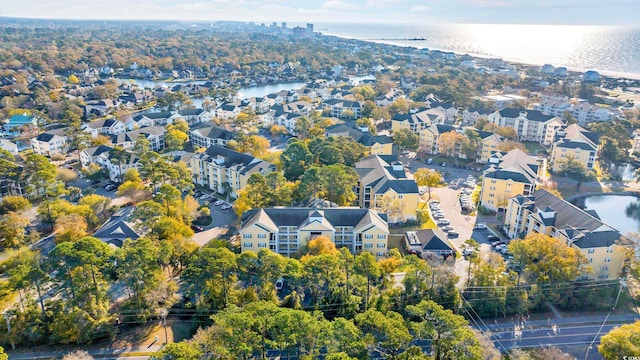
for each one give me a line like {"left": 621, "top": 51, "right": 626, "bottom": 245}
{"left": 355, "top": 309, "right": 412, "bottom": 358}
{"left": 183, "top": 247, "right": 238, "bottom": 309}
{"left": 354, "top": 252, "right": 381, "bottom": 308}
{"left": 155, "top": 342, "right": 202, "bottom": 360}
{"left": 598, "top": 321, "right": 640, "bottom": 359}
{"left": 307, "top": 235, "right": 338, "bottom": 256}
{"left": 406, "top": 300, "right": 483, "bottom": 360}
{"left": 388, "top": 98, "right": 409, "bottom": 117}
{"left": 0, "top": 196, "right": 31, "bottom": 214}
{"left": 437, "top": 131, "right": 466, "bottom": 158}
{"left": 55, "top": 213, "right": 88, "bottom": 243}
{"left": 281, "top": 140, "right": 313, "bottom": 181}
{"left": 508, "top": 233, "right": 586, "bottom": 285}
{"left": 393, "top": 128, "right": 418, "bottom": 152}
{"left": 109, "top": 146, "right": 130, "bottom": 183}
{"left": 57, "top": 168, "right": 78, "bottom": 183}
{"left": 319, "top": 164, "right": 358, "bottom": 206}
{"left": 65, "top": 117, "right": 91, "bottom": 163}
{"left": 377, "top": 193, "right": 405, "bottom": 222}
{"left": 78, "top": 194, "right": 111, "bottom": 222}
{"left": 24, "top": 154, "right": 66, "bottom": 201}
{"left": 0, "top": 212, "right": 30, "bottom": 248}
{"left": 414, "top": 168, "right": 442, "bottom": 199}
{"left": 556, "top": 154, "right": 587, "bottom": 179}
{"left": 497, "top": 140, "right": 527, "bottom": 153}
{"left": 165, "top": 128, "right": 189, "bottom": 152}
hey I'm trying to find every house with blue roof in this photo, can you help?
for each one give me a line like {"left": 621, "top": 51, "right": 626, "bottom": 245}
{"left": 3, "top": 113, "right": 38, "bottom": 137}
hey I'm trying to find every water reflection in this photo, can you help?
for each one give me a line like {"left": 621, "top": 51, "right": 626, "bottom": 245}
{"left": 583, "top": 195, "right": 640, "bottom": 234}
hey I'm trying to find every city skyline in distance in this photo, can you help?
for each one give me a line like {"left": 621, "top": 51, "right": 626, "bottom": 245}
{"left": 1, "top": 0, "right": 639, "bottom": 26}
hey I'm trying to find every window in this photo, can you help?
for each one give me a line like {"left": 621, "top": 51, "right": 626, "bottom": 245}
{"left": 605, "top": 258, "right": 611, "bottom": 263}
{"left": 365, "top": 234, "right": 373, "bottom": 239}
{"left": 589, "top": 258, "right": 593, "bottom": 263}
{"left": 587, "top": 248, "right": 595, "bottom": 254}
{"left": 243, "top": 234, "right": 252, "bottom": 239}
{"left": 243, "top": 242, "right": 252, "bottom": 248}
{"left": 258, "top": 243, "right": 266, "bottom": 248}
{"left": 377, "top": 234, "right": 386, "bottom": 239}
{"left": 377, "top": 243, "right": 386, "bottom": 248}
{"left": 258, "top": 233, "right": 267, "bottom": 239}
{"left": 365, "top": 243, "right": 373, "bottom": 248}
{"left": 606, "top": 248, "right": 613, "bottom": 253}
{"left": 376, "top": 252, "right": 385, "bottom": 257}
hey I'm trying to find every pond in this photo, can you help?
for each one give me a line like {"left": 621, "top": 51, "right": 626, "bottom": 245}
{"left": 582, "top": 195, "right": 640, "bottom": 235}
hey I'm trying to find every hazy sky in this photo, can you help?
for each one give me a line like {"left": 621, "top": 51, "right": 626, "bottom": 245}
{"left": 1, "top": 0, "right": 638, "bottom": 25}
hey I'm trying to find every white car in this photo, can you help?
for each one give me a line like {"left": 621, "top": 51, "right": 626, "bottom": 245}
{"left": 474, "top": 223, "right": 487, "bottom": 230}
{"left": 214, "top": 200, "right": 224, "bottom": 206}
{"left": 275, "top": 278, "right": 284, "bottom": 291}
{"left": 221, "top": 204, "right": 232, "bottom": 210}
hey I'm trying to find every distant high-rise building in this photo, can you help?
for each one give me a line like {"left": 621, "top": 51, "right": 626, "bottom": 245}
{"left": 272, "top": 22, "right": 277, "bottom": 27}
{"left": 293, "top": 26, "right": 306, "bottom": 38}
{"left": 282, "top": 22, "right": 287, "bottom": 28}
{"left": 306, "top": 23, "right": 314, "bottom": 35}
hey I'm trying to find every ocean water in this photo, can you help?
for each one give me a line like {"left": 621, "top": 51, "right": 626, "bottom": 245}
{"left": 316, "top": 23, "right": 640, "bottom": 80}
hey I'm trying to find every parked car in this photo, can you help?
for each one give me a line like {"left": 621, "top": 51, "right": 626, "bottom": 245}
{"left": 462, "top": 248, "right": 473, "bottom": 257}
{"left": 487, "top": 235, "right": 498, "bottom": 242}
{"left": 474, "top": 223, "right": 487, "bottom": 230}
{"left": 221, "top": 204, "right": 232, "bottom": 210}
{"left": 492, "top": 240, "right": 506, "bottom": 247}
{"left": 214, "top": 200, "right": 224, "bottom": 206}
{"left": 442, "top": 225, "right": 454, "bottom": 232}
{"left": 190, "top": 225, "right": 204, "bottom": 232}
{"left": 447, "top": 231, "right": 459, "bottom": 238}
{"left": 500, "top": 248, "right": 510, "bottom": 255}
{"left": 427, "top": 158, "right": 434, "bottom": 164}
{"left": 437, "top": 219, "right": 450, "bottom": 226}
{"left": 275, "top": 278, "right": 285, "bottom": 291}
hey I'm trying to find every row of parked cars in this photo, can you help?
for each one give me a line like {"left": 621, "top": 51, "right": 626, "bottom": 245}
{"left": 194, "top": 190, "right": 233, "bottom": 210}
{"left": 429, "top": 201, "right": 458, "bottom": 238}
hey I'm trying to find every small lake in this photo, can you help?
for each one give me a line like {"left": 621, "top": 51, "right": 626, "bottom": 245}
{"left": 582, "top": 195, "right": 640, "bottom": 235}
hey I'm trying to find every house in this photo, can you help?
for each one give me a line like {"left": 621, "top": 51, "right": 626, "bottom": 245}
{"left": 84, "top": 99, "right": 118, "bottom": 118}
{"left": 534, "top": 98, "right": 572, "bottom": 118}
{"left": 428, "top": 102, "right": 459, "bottom": 123}
{"left": 30, "top": 129, "right": 68, "bottom": 156}
{"left": 190, "top": 146, "right": 275, "bottom": 198}
{"left": 418, "top": 124, "right": 457, "bottom": 155}
{"left": 3, "top": 113, "right": 38, "bottom": 136}
{"left": 480, "top": 149, "right": 545, "bottom": 212}
{"left": 111, "top": 126, "right": 166, "bottom": 151}
{"left": 541, "top": 64, "right": 555, "bottom": 74}
{"left": 550, "top": 124, "right": 599, "bottom": 173}
{"left": 322, "top": 99, "right": 363, "bottom": 119}
{"left": 375, "top": 88, "right": 403, "bottom": 107}
{"left": 239, "top": 207, "right": 389, "bottom": 258}
{"left": 355, "top": 155, "right": 419, "bottom": 222}
{"left": 503, "top": 189, "right": 625, "bottom": 280}
{"left": 188, "top": 123, "right": 235, "bottom": 149}
{"left": 480, "top": 95, "right": 527, "bottom": 110}
{"left": 83, "top": 118, "right": 127, "bottom": 138}
{"left": 275, "top": 112, "right": 302, "bottom": 135}
{"left": 404, "top": 229, "right": 455, "bottom": 258}
{"left": 80, "top": 145, "right": 113, "bottom": 168}
{"left": 272, "top": 101, "right": 313, "bottom": 116}
{"left": 391, "top": 108, "right": 445, "bottom": 135}
{"left": 325, "top": 124, "right": 394, "bottom": 155}
{"left": 93, "top": 207, "right": 142, "bottom": 247}
{"left": 487, "top": 109, "right": 564, "bottom": 145}
{"left": 0, "top": 139, "right": 19, "bottom": 154}
{"left": 583, "top": 70, "right": 601, "bottom": 83}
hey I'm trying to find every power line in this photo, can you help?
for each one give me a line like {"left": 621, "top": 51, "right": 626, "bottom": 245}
{"left": 584, "top": 278, "right": 626, "bottom": 360}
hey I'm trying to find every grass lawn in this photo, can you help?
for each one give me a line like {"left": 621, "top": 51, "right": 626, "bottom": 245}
{"left": 523, "top": 141, "right": 547, "bottom": 156}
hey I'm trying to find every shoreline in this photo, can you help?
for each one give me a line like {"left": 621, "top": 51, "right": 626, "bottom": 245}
{"left": 321, "top": 31, "right": 640, "bottom": 82}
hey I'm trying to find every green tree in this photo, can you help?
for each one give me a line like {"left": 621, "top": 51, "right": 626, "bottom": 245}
{"left": 0, "top": 196, "right": 31, "bottom": 214}
{"left": 598, "top": 321, "right": 640, "bottom": 359}
{"left": 183, "top": 247, "right": 238, "bottom": 309}
{"left": 406, "top": 300, "right": 483, "bottom": 360}
{"left": 388, "top": 98, "right": 409, "bottom": 117}
{"left": 355, "top": 309, "right": 413, "bottom": 358}
{"left": 281, "top": 140, "right": 314, "bottom": 181}
{"left": 556, "top": 154, "right": 587, "bottom": 179}
{"left": 155, "top": 342, "right": 202, "bottom": 360}
{"left": 414, "top": 168, "right": 441, "bottom": 199}
{"left": 393, "top": 128, "right": 418, "bottom": 152}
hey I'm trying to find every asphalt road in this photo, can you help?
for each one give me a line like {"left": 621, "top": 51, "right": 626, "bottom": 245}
{"left": 492, "top": 323, "right": 617, "bottom": 351}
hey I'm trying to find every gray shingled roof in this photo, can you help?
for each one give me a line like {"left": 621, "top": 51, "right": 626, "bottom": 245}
{"left": 498, "top": 108, "right": 555, "bottom": 122}
{"left": 242, "top": 207, "right": 388, "bottom": 231}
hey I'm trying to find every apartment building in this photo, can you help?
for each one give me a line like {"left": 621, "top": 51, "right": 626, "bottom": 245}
{"left": 30, "top": 129, "right": 68, "bottom": 156}
{"left": 239, "top": 207, "right": 389, "bottom": 258}
{"left": 503, "top": 189, "right": 625, "bottom": 280}
{"left": 487, "top": 109, "right": 564, "bottom": 145}
{"left": 550, "top": 124, "right": 599, "bottom": 173}
{"left": 480, "top": 149, "right": 545, "bottom": 211}
{"left": 188, "top": 123, "right": 234, "bottom": 149}
{"left": 355, "top": 155, "right": 419, "bottom": 222}
{"left": 190, "top": 146, "right": 275, "bottom": 198}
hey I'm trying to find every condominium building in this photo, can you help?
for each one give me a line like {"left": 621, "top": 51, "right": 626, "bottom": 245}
{"left": 550, "top": 124, "right": 599, "bottom": 173}
{"left": 239, "top": 207, "right": 389, "bottom": 258}
{"left": 190, "top": 146, "right": 275, "bottom": 198}
{"left": 480, "top": 149, "right": 545, "bottom": 211}
{"left": 503, "top": 189, "right": 626, "bottom": 280}
{"left": 487, "top": 109, "right": 564, "bottom": 145}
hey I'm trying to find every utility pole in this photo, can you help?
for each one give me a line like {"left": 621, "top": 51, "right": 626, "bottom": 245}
{"left": 584, "top": 278, "right": 626, "bottom": 360}
{"left": 161, "top": 308, "right": 168, "bottom": 345}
